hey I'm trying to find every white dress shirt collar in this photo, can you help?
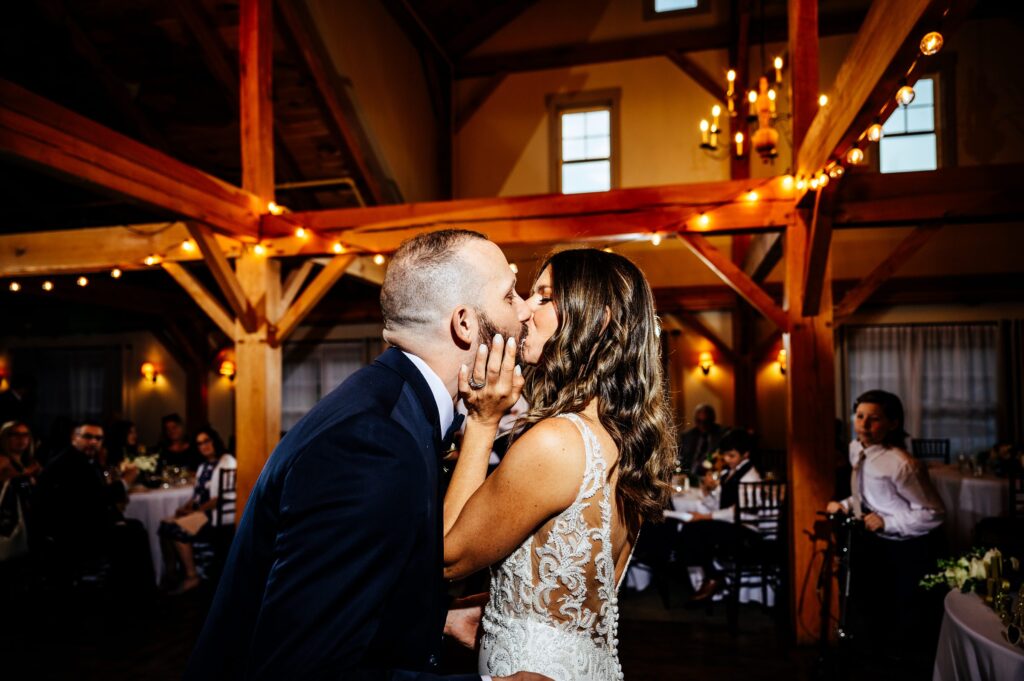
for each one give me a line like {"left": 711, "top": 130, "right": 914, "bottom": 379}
{"left": 401, "top": 351, "right": 455, "bottom": 435}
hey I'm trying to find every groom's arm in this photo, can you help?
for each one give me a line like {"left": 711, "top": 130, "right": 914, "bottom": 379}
{"left": 243, "top": 416, "right": 478, "bottom": 680}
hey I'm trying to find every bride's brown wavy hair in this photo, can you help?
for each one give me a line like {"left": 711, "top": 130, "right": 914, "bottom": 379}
{"left": 517, "top": 248, "right": 676, "bottom": 535}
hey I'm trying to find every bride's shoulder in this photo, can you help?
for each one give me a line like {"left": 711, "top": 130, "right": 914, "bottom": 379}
{"left": 505, "top": 417, "right": 587, "bottom": 472}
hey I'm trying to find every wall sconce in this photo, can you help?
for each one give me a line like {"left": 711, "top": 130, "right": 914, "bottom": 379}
{"left": 777, "top": 349, "right": 787, "bottom": 375}
{"left": 140, "top": 362, "right": 159, "bottom": 383}
{"left": 219, "top": 359, "right": 236, "bottom": 381}
{"left": 698, "top": 352, "right": 714, "bottom": 376}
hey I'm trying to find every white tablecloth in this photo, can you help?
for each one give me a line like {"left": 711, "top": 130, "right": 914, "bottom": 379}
{"left": 927, "top": 463, "right": 1008, "bottom": 552}
{"left": 125, "top": 485, "right": 194, "bottom": 583}
{"left": 933, "top": 590, "right": 1024, "bottom": 681}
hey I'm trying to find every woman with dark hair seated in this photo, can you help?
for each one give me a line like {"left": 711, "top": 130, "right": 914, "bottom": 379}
{"left": 158, "top": 426, "right": 236, "bottom": 593}
{"left": 677, "top": 427, "right": 762, "bottom": 603}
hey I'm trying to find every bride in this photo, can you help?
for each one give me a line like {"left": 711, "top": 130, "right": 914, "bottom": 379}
{"left": 443, "top": 248, "right": 676, "bottom": 680}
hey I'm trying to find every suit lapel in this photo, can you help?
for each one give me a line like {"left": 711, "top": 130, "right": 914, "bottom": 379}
{"left": 375, "top": 347, "right": 444, "bottom": 450}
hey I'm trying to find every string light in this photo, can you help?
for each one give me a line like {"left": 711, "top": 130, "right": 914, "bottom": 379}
{"left": 818, "top": 172, "right": 830, "bottom": 188}
{"left": 867, "top": 122, "right": 884, "bottom": 143}
{"left": 818, "top": 94, "right": 829, "bottom": 107}
{"left": 650, "top": 233, "right": 662, "bottom": 246}
{"left": 781, "top": 175, "right": 794, "bottom": 191}
{"left": 111, "top": 268, "right": 122, "bottom": 279}
{"left": 143, "top": 255, "right": 161, "bottom": 266}
{"left": 796, "top": 177, "right": 807, "bottom": 191}
{"left": 745, "top": 190, "right": 759, "bottom": 202}
{"left": 920, "top": 31, "right": 944, "bottom": 56}
{"left": 809, "top": 176, "right": 820, "bottom": 190}
{"left": 896, "top": 84, "right": 916, "bottom": 107}
{"left": 42, "top": 281, "right": 54, "bottom": 291}
{"left": 252, "top": 244, "right": 267, "bottom": 257}
{"left": 846, "top": 146, "right": 865, "bottom": 165}
{"left": 332, "top": 242, "right": 345, "bottom": 254}
{"left": 294, "top": 227, "right": 308, "bottom": 239}
{"left": 267, "top": 201, "right": 285, "bottom": 216}
{"left": 373, "top": 254, "right": 386, "bottom": 266}
{"left": 8, "top": 282, "right": 20, "bottom": 292}
{"left": 697, "top": 213, "right": 710, "bottom": 229}
{"left": 76, "top": 276, "right": 88, "bottom": 287}
{"left": 828, "top": 164, "right": 845, "bottom": 179}
{"left": 181, "top": 240, "right": 196, "bottom": 252}
{"left": 602, "top": 247, "right": 613, "bottom": 253}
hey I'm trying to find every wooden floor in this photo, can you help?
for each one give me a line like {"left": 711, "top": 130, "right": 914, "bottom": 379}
{"left": 1, "top": 572, "right": 937, "bottom": 680}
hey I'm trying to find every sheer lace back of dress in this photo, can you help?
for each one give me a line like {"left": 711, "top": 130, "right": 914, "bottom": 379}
{"left": 481, "top": 413, "right": 632, "bottom": 679}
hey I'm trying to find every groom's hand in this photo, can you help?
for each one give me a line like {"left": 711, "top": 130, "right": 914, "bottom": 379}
{"left": 443, "top": 603, "right": 482, "bottom": 649}
{"left": 494, "top": 674, "right": 554, "bottom": 681}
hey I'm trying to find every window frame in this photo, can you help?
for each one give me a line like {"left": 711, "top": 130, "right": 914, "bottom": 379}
{"left": 547, "top": 89, "right": 621, "bottom": 194}
{"left": 643, "top": 0, "right": 710, "bottom": 21}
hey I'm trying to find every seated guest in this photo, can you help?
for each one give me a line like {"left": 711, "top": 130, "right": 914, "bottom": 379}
{"left": 154, "top": 413, "right": 200, "bottom": 470}
{"left": 33, "top": 420, "right": 153, "bottom": 592}
{"left": 825, "top": 389, "right": 945, "bottom": 657}
{"left": 677, "top": 428, "right": 762, "bottom": 603}
{"left": 158, "top": 426, "right": 236, "bottom": 593}
{"left": 1, "top": 421, "right": 41, "bottom": 483}
{"left": 105, "top": 419, "right": 141, "bottom": 469}
{"left": 678, "top": 403, "right": 726, "bottom": 478}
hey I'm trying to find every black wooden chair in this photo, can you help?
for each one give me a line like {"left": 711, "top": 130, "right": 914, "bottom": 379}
{"left": 911, "top": 438, "right": 950, "bottom": 464}
{"left": 194, "top": 468, "right": 237, "bottom": 583}
{"left": 974, "top": 462, "right": 1024, "bottom": 557}
{"left": 727, "top": 480, "right": 787, "bottom": 633}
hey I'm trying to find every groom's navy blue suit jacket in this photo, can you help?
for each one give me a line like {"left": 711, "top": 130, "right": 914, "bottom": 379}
{"left": 185, "top": 348, "right": 479, "bottom": 680}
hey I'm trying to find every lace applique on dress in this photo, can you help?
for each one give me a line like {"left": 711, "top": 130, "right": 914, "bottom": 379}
{"left": 479, "top": 413, "right": 633, "bottom": 681}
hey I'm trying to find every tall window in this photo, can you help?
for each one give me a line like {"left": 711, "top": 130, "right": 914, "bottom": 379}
{"left": 549, "top": 90, "right": 620, "bottom": 194}
{"left": 845, "top": 324, "right": 999, "bottom": 454}
{"left": 880, "top": 77, "right": 938, "bottom": 174}
{"left": 282, "top": 340, "right": 376, "bottom": 431}
{"left": 645, "top": 0, "right": 707, "bottom": 18}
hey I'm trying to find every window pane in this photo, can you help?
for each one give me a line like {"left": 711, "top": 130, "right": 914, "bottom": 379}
{"left": 655, "top": 0, "right": 699, "bottom": 11}
{"left": 880, "top": 133, "right": 937, "bottom": 173}
{"left": 585, "top": 136, "right": 610, "bottom": 159}
{"left": 906, "top": 105, "right": 934, "bottom": 133}
{"left": 912, "top": 78, "right": 934, "bottom": 107}
{"left": 883, "top": 108, "right": 906, "bottom": 135}
{"left": 561, "top": 112, "right": 586, "bottom": 139}
{"left": 562, "top": 160, "right": 611, "bottom": 194}
{"left": 585, "top": 110, "right": 610, "bottom": 137}
{"left": 322, "top": 343, "right": 365, "bottom": 390}
{"left": 562, "top": 138, "right": 586, "bottom": 161}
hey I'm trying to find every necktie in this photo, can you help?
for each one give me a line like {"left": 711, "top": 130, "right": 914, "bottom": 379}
{"left": 850, "top": 448, "right": 867, "bottom": 519}
{"left": 440, "top": 413, "right": 465, "bottom": 454}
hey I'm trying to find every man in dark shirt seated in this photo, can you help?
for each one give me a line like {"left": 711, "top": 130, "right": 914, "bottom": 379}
{"left": 35, "top": 420, "right": 153, "bottom": 593}
{"left": 678, "top": 404, "right": 726, "bottom": 478}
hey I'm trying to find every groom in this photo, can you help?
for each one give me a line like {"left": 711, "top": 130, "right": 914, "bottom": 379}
{"left": 186, "top": 230, "right": 544, "bottom": 680}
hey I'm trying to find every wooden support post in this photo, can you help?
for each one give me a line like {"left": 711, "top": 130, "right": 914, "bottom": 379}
{"left": 239, "top": 0, "right": 274, "bottom": 203}
{"left": 233, "top": 252, "right": 281, "bottom": 516}
{"left": 187, "top": 223, "right": 257, "bottom": 331}
{"left": 161, "top": 262, "right": 238, "bottom": 339}
{"left": 788, "top": 0, "right": 820, "bottom": 154}
{"left": 802, "top": 180, "right": 840, "bottom": 317}
{"left": 784, "top": 209, "right": 838, "bottom": 645}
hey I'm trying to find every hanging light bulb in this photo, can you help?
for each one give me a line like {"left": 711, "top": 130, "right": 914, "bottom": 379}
{"left": 143, "top": 255, "right": 161, "bottom": 266}
{"left": 818, "top": 94, "right": 829, "bottom": 107}
{"left": 809, "top": 176, "right": 820, "bottom": 190}
{"left": 745, "top": 189, "right": 759, "bottom": 202}
{"left": 796, "top": 177, "right": 807, "bottom": 191}
{"left": 267, "top": 201, "right": 285, "bottom": 216}
{"left": 896, "top": 84, "right": 916, "bottom": 107}
{"left": 920, "top": 31, "right": 944, "bottom": 56}
{"left": 8, "top": 282, "right": 20, "bottom": 292}
{"left": 867, "top": 122, "right": 884, "bottom": 142}
{"left": 111, "top": 268, "right": 122, "bottom": 279}
{"left": 846, "top": 146, "right": 865, "bottom": 165}
{"left": 373, "top": 254, "right": 386, "bottom": 266}
{"left": 332, "top": 242, "right": 345, "bottom": 254}
{"left": 818, "top": 172, "right": 830, "bottom": 188}
{"left": 42, "top": 281, "right": 54, "bottom": 291}
{"left": 252, "top": 244, "right": 267, "bottom": 257}
{"left": 828, "top": 164, "right": 845, "bottom": 179}
{"left": 781, "top": 175, "right": 794, "bottom": 191}
{"left": 651, "top": 233, "right": 662, "bottom": 246}
{"left": 697, "top": 213, "right": 710, "bottom": 229}
{"left": 76, "top": 276, "right": 88, "bottom": 287}
{"left": 181, "top": 239, "right": 196, "bottom": 253}
{"left": 294, "top": 227, "right": 308, "bottom": 239}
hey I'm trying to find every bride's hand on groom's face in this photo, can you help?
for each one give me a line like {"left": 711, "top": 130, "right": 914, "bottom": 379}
{"left": 460, "top": 334, "right": 524, "bottom": 428}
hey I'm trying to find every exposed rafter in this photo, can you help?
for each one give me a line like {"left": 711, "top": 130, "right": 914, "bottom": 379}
{"left": 801, "top": 179, "right": 840, "bottom": 316}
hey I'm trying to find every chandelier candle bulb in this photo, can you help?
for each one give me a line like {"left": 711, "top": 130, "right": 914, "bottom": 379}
{"left": 700, "top": 119, "right": 710, "bottom": 145}
{"left": 726, "top": 69, "right": 736, "bottom": 96}
{"left": 748, "top": 90, "right": 757, "bottom": 116}
{"left": 767, "top": 88, "right": 777, "bottom": 114}
{"left": 711, "top": 104, "right": 721, "bottom": 131}
{"left": 735, "top": 132, "right": 744, "bottom": 157}
{"left": 774, "top": 56, "right": 783, "bottom": 83}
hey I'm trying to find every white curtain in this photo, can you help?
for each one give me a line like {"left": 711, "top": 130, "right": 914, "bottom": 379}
{"left": 281, "top": 341, "right": 371, "bottom": 432}
{"left": 846, "top": 324, "right": 999, "bottom": 455}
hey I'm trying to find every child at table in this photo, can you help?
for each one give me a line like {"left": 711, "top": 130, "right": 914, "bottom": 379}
{"left": 825, "top": 389, "right": 946, "bottom": 661}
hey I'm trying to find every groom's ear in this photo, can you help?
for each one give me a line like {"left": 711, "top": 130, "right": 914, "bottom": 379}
{"left": 450, "top": 305, "right": 475, "bottom": 349}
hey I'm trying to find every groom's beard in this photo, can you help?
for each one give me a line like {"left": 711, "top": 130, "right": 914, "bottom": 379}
{"left": 477, "top": 309, "right": 529, "bottom": 359}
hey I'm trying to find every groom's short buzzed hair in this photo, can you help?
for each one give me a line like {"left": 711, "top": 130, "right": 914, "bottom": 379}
{"left": 381, "top": 229, "right": 488, "bottom": 333}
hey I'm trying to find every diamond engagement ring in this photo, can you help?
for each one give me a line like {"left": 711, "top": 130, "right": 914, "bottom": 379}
{"left": 467, "top": 376, "right": 486, "bottom": 390}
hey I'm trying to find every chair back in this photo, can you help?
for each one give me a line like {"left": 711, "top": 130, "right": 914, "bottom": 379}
{"left": 215, "top": 467, "right": 237, "bottom": 527}
{"left": 735, "top": 480, "right": 786, "bottom": 539}
{"left": 911, "top": 438, "right": 950, "bottom": 464}
{"left": 1011, "top": 467, "right": 1024, "bottom": 518}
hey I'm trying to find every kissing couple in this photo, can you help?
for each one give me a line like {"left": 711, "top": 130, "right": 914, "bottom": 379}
{"left": 186, "top": 230, "right": 677, "bottom": 680}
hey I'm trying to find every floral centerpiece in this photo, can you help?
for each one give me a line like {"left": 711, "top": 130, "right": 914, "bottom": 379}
{"left": 921, "top": 547, "right": 1024, "bottom": 649}
{"left": 122, "top": 446, "right": 162, "bottom": 486}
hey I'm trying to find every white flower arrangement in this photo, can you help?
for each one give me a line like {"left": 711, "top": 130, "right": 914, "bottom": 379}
{"left": 129, "top": 453, "right": 161, "bottom": 474}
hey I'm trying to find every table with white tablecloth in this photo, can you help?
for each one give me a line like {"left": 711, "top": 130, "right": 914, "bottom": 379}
{"left": 927, "top": 463, "right": 1008, "bottom": 552}
{"left": 933, "top": 590, "right": 1024, "bottom": 681}
{"left": 124, "top": 485, "right": 194, "bottom": 584}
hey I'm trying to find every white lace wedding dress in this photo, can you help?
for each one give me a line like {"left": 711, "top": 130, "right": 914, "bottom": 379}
{"left": 479, "top": 413, "right": 632, "bottom": 681}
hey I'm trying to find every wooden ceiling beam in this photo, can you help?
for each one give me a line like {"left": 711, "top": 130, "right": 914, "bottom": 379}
{"left": 801, "top": 179, "right": 840, "bottom": 316}
{"left": 275, "top": 0, "right": 398, "bottom": 204}
{"left": 795, "top": 0, "right": 965, "bottom": 179}
{"left": 666, "top": 310, "right": 738, "bottom": 363}
{"left": 280, "top": 260, "right": 315, "bottom": 311}
{"left": 665, "top": 51, "right": 727, "bottom": 102}
{"left": 446, "top": 0, "right": 540, "bottom": 57}
{"left": 742, "top": 232, "right": 784, "bottom": 283}
{"left": 272, "top": 253, "right": 357, "bottom": 345}
{"left": 186, "top": 222, "right": 257, "bottom": 331}
{"left": 161, "top": 261, "right": 238, "bottom": 338}
{"left": 455, "top": 74, "right": 507, "bottom": 133}
{"left": 679, "top": 233, "right": 790, "bottom": 331}
{"left": 833, "top": 224, "right": 942, "bottom": 320}
{"left": 0, "top": 80, "right": 262, "bottom": 238}
{"left": 455, "top": 10, "right": 866, "bottom": 78}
